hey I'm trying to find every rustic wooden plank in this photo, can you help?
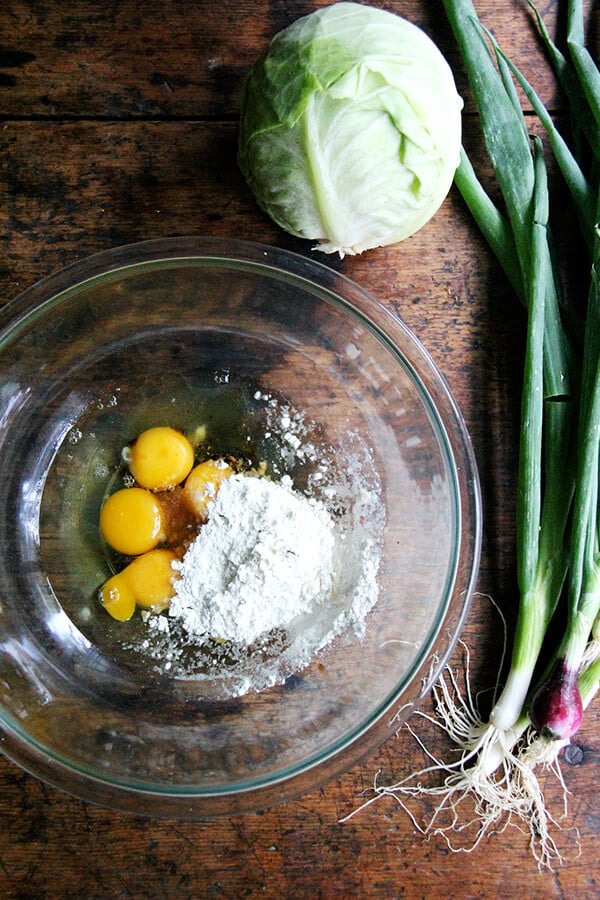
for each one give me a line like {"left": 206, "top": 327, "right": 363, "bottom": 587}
{"left": 0, "top": 0, "right": 599, "bottom": 897}
{"left": 0, "top": 0, "right": 567, "bottom": 119}
{"left": 0, "top": 704, "right": 598, "bottom": 899}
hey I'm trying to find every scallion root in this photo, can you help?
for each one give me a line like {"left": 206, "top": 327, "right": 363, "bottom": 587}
{"left": 341, "top": 639, "right": 579, "bottom": 870}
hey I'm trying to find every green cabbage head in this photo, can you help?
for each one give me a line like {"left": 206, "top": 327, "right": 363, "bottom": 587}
{"left": 238, "top": 2, "right": 463, "bottom": 256}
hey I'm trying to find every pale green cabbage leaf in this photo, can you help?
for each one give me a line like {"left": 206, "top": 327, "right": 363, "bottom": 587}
{"left": 238, "top": 2, "right": 463, "bottom": 256}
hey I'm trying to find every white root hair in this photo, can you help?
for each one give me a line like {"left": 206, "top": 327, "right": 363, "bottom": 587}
{"left": 341, "top": 597, "right": 585, "bottom": 870}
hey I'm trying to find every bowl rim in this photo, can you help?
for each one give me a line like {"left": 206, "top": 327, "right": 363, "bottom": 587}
{"left": 0, "top": 236, "right": 482, "bottom": 816}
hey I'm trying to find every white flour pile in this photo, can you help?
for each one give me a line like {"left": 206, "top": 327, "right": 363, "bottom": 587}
{"left": 169, "top": 474, "right": 339, "bottom": 645}
{"left": 132, "top": 390, "right": 384, "bottom": 696}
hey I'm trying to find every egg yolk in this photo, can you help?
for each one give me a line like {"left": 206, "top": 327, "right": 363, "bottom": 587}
{"left": 183, "top": 458, "right": 234, "bottom": 519}
{"left": 99, "top": 572, "right": 137, "bottom": 621}
{"left": 122, "top": 548, "right": 178, "bottom": 612}
{"left": 127, "top": 426, "right": 194, "bottom": 491}
{"left": 99, "top": 487, "right": 165, "bottom": 555}
{"left": 98, "top": 417, "right": 241, "bottom": 624}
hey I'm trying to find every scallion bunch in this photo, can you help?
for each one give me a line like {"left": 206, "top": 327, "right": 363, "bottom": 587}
{"left": 448, "top": 0, "right": 600, "bottom": 744}
{"left": 345, "top": 0, "right": 600, "bottom": 866}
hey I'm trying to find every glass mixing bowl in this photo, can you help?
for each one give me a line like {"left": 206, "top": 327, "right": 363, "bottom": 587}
{"left": 0, "top": 237, "right": 481, "bottom": 815}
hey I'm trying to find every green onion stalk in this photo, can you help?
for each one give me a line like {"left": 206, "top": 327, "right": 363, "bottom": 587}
{"left": 487, "top": 138, "right": 570, "bottom": 741}
{"left": 442, "top": 0, "right": 576, "bottom": 758}
{"left": 445, "top": 0, "right": 599, "bottom": 838}
{"left": 347, "top": 0, "right": 600, "bottom": 866}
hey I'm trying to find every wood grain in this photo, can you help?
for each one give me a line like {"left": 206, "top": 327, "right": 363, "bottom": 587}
{"left": 0, "top": 1, "right": 598, "bottom": 897}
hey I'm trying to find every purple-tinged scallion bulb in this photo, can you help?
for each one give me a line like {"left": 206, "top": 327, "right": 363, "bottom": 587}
{"left": 530, "top": 657, "right": 583, "bottom": 741}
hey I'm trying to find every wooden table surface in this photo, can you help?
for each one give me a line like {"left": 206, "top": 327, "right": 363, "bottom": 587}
{"left": 1, "top": 1, "right": 598, "bottom": 897}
